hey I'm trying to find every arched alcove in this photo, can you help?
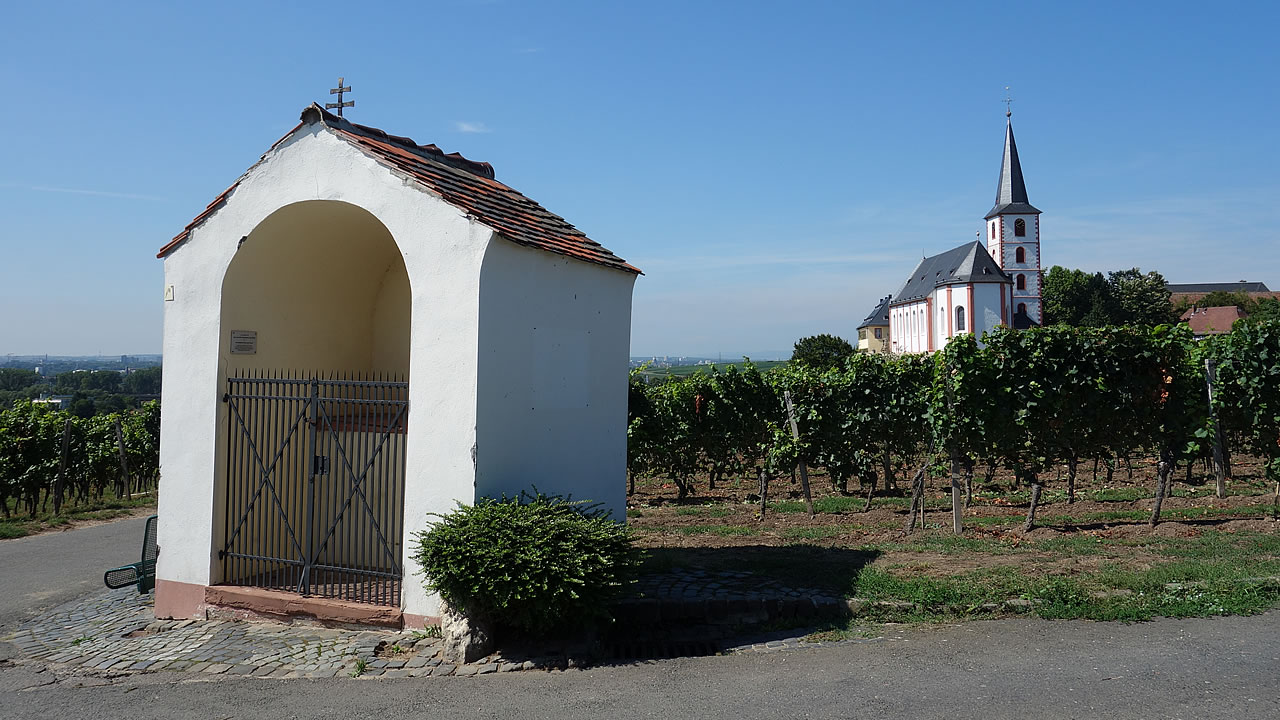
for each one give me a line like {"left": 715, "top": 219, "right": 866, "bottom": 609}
{"left": 220, "top": 200, "right": 410, "bottom": 376}
{"left": 215, "top": 200, "right": 412, "bottom": 605}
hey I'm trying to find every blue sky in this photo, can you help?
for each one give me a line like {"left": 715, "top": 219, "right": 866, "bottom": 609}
{"left": 1, "top": 0, "right": 1276, "bottom": 358}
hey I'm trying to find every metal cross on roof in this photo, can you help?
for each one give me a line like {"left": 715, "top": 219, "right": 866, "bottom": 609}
{"left": 1003, "top": 86, "right": 1012, "bottom": 118}
{"left": 327, "top": 77, "right": 354, "bottom": 117}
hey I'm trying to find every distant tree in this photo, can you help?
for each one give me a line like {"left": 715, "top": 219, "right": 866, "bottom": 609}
{"left": 1107, "top": 268, "right": 1176, "bottom": 326}
{"left": 121, "top": 367, "right": 162, "bottom": 395}
{"left": 792, "top": 334, "right": 855, "bottom": 371}
{"left": 0, "top": 369, "right": 39, "bottom": 392}
{"left": 84, "top": 370, "right": 122, "bottom": 393}
{"left": 1180, "top": 290, "right": 1258, "bottom": 313}
{"left": 97, "top": 395, "right": 127, "bottom": 414}
{"left": 1243, "top": 297, "right": 1280, "bottom": 326}
{"left": 70, "top": 397, "right": 95, "bottom": 419}
{"left": 1042, "top": 267, "right": 1112, "bottom": 326}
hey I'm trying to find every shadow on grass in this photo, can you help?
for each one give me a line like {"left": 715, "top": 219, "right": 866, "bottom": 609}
{"left": 637, "top": 544, "right": 881, "bottom": 597}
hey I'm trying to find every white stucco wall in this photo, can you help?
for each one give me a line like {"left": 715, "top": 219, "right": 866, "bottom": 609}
{"left": 971, "top": 282, "right": 1007, "bottom": 340}
{"left": 889, "top": 299, "right": 930, "bottom": 353}
{"left": 159, "top": 125, "right": 496, "bottom": 618}
{"left": 474, "top": 241, "right": 636, "bottom": 523}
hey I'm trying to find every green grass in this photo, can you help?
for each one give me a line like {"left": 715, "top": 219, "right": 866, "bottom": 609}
{"left": 782, "top": 526, "right": 847, "bottom": 540}
{"left": 637, "top": 524, "right": 1280, "bottom": 625}
{"left": 887, "top": 532, "right": 1016, "bottom": 555}
{"left": 1031, "top": 533, "right": 1110, "bottom": 555}
{"left": 675, "top": 524, "right": 759, "bottom": 537}
{"left": 0, "top": 493, "right": 156, "bottom": 540}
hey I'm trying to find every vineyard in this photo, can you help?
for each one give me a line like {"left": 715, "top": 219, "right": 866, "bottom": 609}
{"left": 0, "top": 400, "right": 160, "bottom": 533}
{"left": 626, "top": 322, "right": 1280, "bottom": 621}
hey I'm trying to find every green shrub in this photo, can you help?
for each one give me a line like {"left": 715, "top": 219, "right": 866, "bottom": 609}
{"left": 412, "top": 492, "right": 641, "bottom": 636}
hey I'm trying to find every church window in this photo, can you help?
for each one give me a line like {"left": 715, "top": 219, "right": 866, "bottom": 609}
{"left": 1017, "top": 302, "right": 1027, "bottom": 315}
{"left": 1016, "top": 274, "right": 1026, "bottom": 290}
{"left": 955, "top": 306, "right": 966, "bottom": 332}
{"left": 1015, "top": 218, "right": 1026, "bottom": 237}
{"left": 1015, "top": 246, "right": 1026, "bottom": 263}
{"left": 990, "top": 222, "right": 995, "bottom": 240}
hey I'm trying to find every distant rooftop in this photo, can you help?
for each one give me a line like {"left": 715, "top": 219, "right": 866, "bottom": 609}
{"left": 857, "top": 295, "right": 892, "bottom": 329}
{"left": 1167, "top": 281, "right": 1271, "bottom": 294}
{"left": 1181, "top": 305, "right": 1246, "bottom": 335}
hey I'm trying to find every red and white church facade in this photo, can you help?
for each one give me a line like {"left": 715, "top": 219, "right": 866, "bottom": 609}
{"left": 882, "top": 116, "right": 1043, "bottom": 353}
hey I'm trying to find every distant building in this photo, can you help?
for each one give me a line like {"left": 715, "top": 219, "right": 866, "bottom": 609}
{"left": 32, "top": 395, "right": 74, "bottom": 411}
{"left": 1167, "top": 281, "right": 1278, "bottom": 306}
{"left": 856, "top": 295, "right": 890, "bottom": 353}
{"left": 1181, "top": 305, "right": 1246, "bottom": 338}
{"left": 877, "top": 115, "right": 1042, "bottom": 353}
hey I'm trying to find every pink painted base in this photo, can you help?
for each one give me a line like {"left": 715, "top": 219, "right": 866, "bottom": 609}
{"left": 154, "top": 578, "right": 413, "bottom": 629}
{"left": 155, "top": 578, "right": 207, "bottom": 620}
{"left": 402, "top": 612, "right": 442, "bottom": 630}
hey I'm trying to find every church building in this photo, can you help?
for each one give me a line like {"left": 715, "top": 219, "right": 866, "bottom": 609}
{"left": 877, "top": 115, "right": 1043, "bottom": 353}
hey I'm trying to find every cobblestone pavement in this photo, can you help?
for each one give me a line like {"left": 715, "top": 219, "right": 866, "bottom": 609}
{"left": 2, "top": 589, "right": 449, "bottom": 679}
{"left": 3, "top": 570, "right": 875, "bottom": 683}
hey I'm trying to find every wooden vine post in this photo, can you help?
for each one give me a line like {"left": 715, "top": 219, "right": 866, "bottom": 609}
{"left": 1205, "top": 357, "right": 1228, "bottom": 499}
{"left": 782, "top": 390, "right": 815, "bottom": 518}
{"left": 944, "top": 353, "right": 963, "bottom": 535}
{"left": 53, "top": 418, "right": 72, "bottom": 516}
{"left": 114, "top": 417, "right": 132, "bottom": 500}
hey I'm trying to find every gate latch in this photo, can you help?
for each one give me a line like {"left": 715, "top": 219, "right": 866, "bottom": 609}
{"left": 312, "top": 456, "right": 330, "bottom": 476}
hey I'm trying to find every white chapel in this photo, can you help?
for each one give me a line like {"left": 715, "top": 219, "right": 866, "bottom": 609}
{"left": 879, "top": 115, "right": 1043, "bottom": 353}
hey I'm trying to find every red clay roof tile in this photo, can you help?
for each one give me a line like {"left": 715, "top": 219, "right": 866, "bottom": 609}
{"left": 1180, "top": 305, "right": 1245, "bottom": 335}
{"left": 159, "top": 105, "right": 640, "bottom": 275}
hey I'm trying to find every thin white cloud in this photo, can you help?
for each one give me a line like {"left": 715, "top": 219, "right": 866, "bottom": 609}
{"left": 631, "top": 252, "right": 903, "bottom": 272}
{"left": 455, "top": 121, "right": 492, "bottom": 134}
{"left": 28, "top": 185, "right": 164, "bottom": 201}
{"left": 515, "top": 47, "right": 542, "bottom": 54}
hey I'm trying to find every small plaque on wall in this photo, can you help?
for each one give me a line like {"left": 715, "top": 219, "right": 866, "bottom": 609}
{"left": 230, "top": 330, "right": 258, "bottom": 354}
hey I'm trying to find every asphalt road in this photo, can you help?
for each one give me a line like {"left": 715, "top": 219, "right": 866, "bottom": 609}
{"left": 3, "top": 611, "right": 1279, "bottom": 719}
{"left": 0, "top": 514, "right": 151, "bottom": 634}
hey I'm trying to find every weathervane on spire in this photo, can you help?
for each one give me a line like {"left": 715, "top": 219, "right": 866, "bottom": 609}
{"left": 1004, "top": 86, "right": 1013, "bottom": 118}
{"left": 327, "top": 77, "right": 354, "bottom": 117}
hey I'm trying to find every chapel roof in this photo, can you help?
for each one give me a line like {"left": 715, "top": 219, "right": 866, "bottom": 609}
{"left": 857, "top": 295, "right": 892, "bottom": 329}
{"left": 985, "top": 119, "right": 1040, "bottom": 220}
{"left": 890, "top": 241, "right": 1011, "bottom": 306}
{"left": 158, "top": 104, "right": 641, "bottom": 275}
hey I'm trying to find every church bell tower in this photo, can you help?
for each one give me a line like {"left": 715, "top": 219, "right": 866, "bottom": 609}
{"left": 984, "top": 113, "right": 1042, "bottom": 327}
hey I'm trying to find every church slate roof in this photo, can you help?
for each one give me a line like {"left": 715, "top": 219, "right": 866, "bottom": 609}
{"left": 985, "top": 120, "right": 1040, "bottom": 219}
{"left": 857, "top": 295, "right": 892, "bottom": 329}
{"left": 890, "top": 241, "right": 1011, "bottom": 306}
{"left": 159, "top": 104, "right": 641, "bottom": 275}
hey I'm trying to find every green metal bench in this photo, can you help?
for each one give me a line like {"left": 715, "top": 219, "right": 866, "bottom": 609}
{"left": 103, "top": 514, "right": 158, "bottom": 594}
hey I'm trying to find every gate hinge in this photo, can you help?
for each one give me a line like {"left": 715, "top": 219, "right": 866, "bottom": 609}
{"left": 312, "top": 456, "right": 330, "bottom": 476}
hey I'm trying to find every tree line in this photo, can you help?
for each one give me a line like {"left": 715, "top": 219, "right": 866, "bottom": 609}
{"left": 1042, "top": 266, "right": 1280, "bottom": 327}
{"left": 0, "top": 366, "right": 161, "bottom": 418}
{"left": 627, "top": 321, "right": 1280, "bottom": 531}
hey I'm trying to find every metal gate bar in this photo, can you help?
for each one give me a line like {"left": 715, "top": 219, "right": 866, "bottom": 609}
{"left": 221, "top": 371, "right": 407, "bottom": 606}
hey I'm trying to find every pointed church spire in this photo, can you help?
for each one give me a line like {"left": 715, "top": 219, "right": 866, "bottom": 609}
{"left": 985, "top": 118, "right": 1040, "bottom": 219}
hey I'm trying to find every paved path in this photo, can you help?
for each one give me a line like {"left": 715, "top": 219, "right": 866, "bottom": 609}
{"left": 0, "top": 514, "right": 151, "bottom": 634}
{"left": 3, "top": 612, "right": 1278, "bottom": 719}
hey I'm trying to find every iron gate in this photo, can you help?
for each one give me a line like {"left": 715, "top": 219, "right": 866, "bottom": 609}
{"left": 220, "top": 372, "right": 408, "bottom": 606}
